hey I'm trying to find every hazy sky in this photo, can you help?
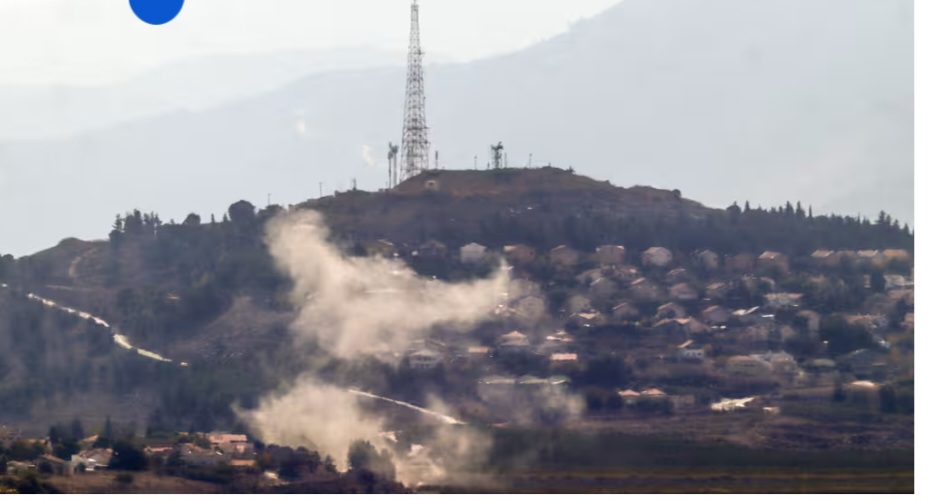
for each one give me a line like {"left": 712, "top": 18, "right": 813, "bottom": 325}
{"left": 0, "top": 0, "right": 621, "bottom": 86}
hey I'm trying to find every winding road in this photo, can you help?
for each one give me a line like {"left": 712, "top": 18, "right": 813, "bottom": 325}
{"left": 3, "top": 283, "right": 466, "bottom": 424}
{"left": 1, "top": 282, "right": 187, "bottom": 366}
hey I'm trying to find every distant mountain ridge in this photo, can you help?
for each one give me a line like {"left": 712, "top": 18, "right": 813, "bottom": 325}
{"left": 0, "top": 0, "right": 913, "bottom": 256}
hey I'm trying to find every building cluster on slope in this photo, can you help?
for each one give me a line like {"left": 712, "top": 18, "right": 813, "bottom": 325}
{"left": 371, "top": 239, "right": 913, "bottom": 417}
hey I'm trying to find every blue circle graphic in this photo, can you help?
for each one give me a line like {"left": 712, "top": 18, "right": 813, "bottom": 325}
{"left": 130, "top": 0, "right": 185, "bottom": 25}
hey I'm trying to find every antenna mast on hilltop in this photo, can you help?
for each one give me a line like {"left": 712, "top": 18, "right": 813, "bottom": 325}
{"left": 491, "top": 142, "right": 505, "bottom": 169}
{"left": 400, "top": 0, "right": 430, "bottom": 182}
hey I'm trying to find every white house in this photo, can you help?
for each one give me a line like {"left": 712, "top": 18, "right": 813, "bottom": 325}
{"left": 642, "top": 247, "right": 673, "bottom": 268}
{"left": 409, "top": 349, "right": 443, "bottom": 370}
{"left": 595, "top": 245, "right": 626, "bottom": 266}
{"left": 460, "top": 243, "right": 488, "bottom": 264}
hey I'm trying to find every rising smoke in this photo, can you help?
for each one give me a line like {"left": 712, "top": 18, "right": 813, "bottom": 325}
{"left": 240, "top": 209, "right": 509, "bottom": 477}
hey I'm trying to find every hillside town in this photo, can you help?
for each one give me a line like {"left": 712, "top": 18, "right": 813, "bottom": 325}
{"left": 377, "top": 240, "right": 913, "bottom": 422}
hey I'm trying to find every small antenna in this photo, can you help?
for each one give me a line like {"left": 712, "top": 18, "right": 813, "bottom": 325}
{"left": 474, "top": 155, "right": 478, "bottom": 170}
{"left": 319, "top": 182, "right": 323, "bottom": 198}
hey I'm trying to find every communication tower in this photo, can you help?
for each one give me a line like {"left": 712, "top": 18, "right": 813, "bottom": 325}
{"left": 400, "top": 1, "right": 430, "bottom": 180}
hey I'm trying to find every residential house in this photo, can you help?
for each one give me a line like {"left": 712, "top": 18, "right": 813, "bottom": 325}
{"left": 467, "top": 346, "right": 491, "bottom": 361}
{"left": 882, "top": 249, "right": 911, "bottom": 265}
{"left": 883, "top": 274, "right": 907, "bottom": 290}
{"left": 569, "top": 311, "right": 607, "bottom": 329}
{"left": 752, "top": 352, "right": 799, "bottom": 379}
{"left": 856, "top": 250, "right": 883, "bottom": 267}
{"left": 696, "top": 250, "right": 720, "bottom": 271}
{"left": 550, "top": 353, "right": 579, "bottom": 366}
{"left": 418, "top": 240, "right": 448, "bottom": 259}
{"left": 566, "top": 294, "right": 593, "bottom": 314}
{"left": 460, "top": 243, "right": 488, "bottom": 264}
{"left": 144, "top": 445, "right": 174, "bottom": 460}
{"left": 537, "top": 335, "right": 574, "bottom": 356}
{"left": 640, "top": 388, "right": 668, "bottom": 399}
{"left": 838, "top": 349, "right": 886, "bottom": 379}
{"left": 618, "top": 389, "right": 641, "bottom": 405}
{"left": 207, "top": 433, "right": 248, "bottom": 447}
{"left": 665, "top": 268, "right": 689, "bottom": 284}
{"left": 757, "top": 251, "right": 790, "bottom": 274}
{"left": 726, "top": 356, "right": 772, "bottom": 378}
{"left": 6, "top": 461, "right": 33, "bottom": 475}
{"left": 764, "top": 293, "right": 803, "bottom": 310}
{"left": 677, "top": 340, "right": 705, "bottom": 362}
{"left": 642, "top": 247, "right": 673, "bottom": 268}
{"left": 612, "top": 302, "right": 640, "bottom": 321}
{"left": 656, "top": 302, "right": 688, "bottom": 320}
{"left": 71, "top": 449, "right": 113, "bottom": 472}
{"left": 504, "top": 244, "right": 536, "bottom": 266}
{"left": 178, "top": 444, "right": 231, "bottom": 467}
{"left": 711, "top": 397, "right": 758, "bottom": 413}
{"left": 701, "top": 306, "right": 730, "bottom": 326}
{"left": 844, "top": 314, "right": 889, "bottom": 333}
{"left": 654, "top": 318, "right": 708, "bottom": 337}
{"left": 409, "top": 349, "right": 443, "bottom": 370}
{"left": 550, "top": 245, "right": 581, "bottom": 268}
{"left": 497, "top": 331, "right": 531, "bottom": 354}
{"left": 669, "top": 283, "right": 699, "bottom": 302}
{"left": 811, "top": 249, "right": 841, "bottom": 267}
{"left": 705, "top": 282, "right": 730, "bottom": 301}
{"left": 590, "top": 277, "right": 618, "bottom": 300}
{"left": 887, "top": 289, "right": 914, "bottom": 308}
{"left": 630, "top": 278, "right": 663, "bottom": 302}
{"left": 595, "top": 245, "right": 626, "bottom": 266}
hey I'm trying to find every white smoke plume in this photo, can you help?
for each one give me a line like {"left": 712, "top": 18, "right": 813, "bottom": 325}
{"left": 241, "top": 209, "right": 510, "bottom": 475}
{"left": 240, "top": 376, "right": 384, "bottom": 469}
{"left": 263, "top": 209, "right": 508, "bottom": 361}
{"left": 362, "top": 145, "right": 377, "bottom": 167}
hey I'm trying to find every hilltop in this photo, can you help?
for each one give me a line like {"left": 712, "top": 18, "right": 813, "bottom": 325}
{"left": 0, "top": 0, "right": 913, "bottom": 256}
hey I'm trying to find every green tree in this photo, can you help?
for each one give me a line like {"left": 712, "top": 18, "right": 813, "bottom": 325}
{"left": 879, "top": 385, "right": 897, "bottom": 413}
{"left": 109, "top": 441, "right": 147, "bottom": 471}
{"left": 348, "top": 440, "right": 395, "bottom": 481}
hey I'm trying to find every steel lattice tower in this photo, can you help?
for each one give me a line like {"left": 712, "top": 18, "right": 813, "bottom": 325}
{"left": 400, "top": 0, "right": 430, "bottom": 181}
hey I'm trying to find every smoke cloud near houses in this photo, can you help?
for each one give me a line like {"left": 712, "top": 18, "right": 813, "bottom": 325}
{"left": 240, "top": 209, "right": 510, "bottom": 478}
